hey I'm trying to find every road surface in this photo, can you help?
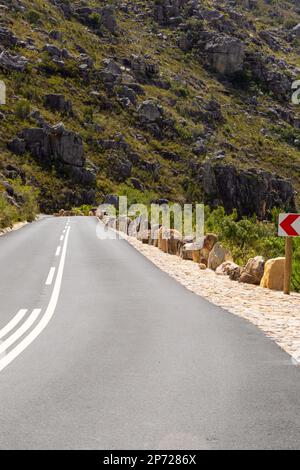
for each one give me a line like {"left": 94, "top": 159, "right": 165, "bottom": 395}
{"left": 0, "top": 216, "right": 300, "bottom": 450}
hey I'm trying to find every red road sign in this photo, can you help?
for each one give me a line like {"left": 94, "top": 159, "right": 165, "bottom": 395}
{"left": 278, "top": 214, "right": 300, "bottom": 237}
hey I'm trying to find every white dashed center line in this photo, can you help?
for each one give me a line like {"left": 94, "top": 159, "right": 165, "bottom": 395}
{"left": 46, "top": 267, "right": 56, "bottom": 286}
{"left": 55, "top": 246, "right": 61, "bottom": 257}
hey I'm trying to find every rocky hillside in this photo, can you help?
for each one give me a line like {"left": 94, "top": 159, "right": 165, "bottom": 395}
{"left": 1, "top": 0, "right": 300, "bottom": 216}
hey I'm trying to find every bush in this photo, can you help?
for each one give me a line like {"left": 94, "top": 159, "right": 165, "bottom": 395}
{"left": 88, "top": 13, "right": 101, "bottom": 27}
{"left": 26, "top": 10, "right": 41, "bottom": 25}
{"left": 0, "top": 181, "right": 39, "bottom": 228}
{"left": 204, "top": 206, "right": 300, "bottom": 292}
{"left": 15, "top": 99, "right": 30, "bottom": 119}
{"left": 0, "top": 194, "right": 17, "bottom": 229}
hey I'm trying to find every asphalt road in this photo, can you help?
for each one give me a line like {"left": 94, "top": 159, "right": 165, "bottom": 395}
{"left": 0, "top": 216, "right": 300, "bottom": 450}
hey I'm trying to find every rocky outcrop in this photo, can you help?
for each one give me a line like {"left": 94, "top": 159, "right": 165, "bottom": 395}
{"left": 8, "top": 123, "right": 95, "bottom": 185}
{"left": 153, "top": 0, "right": 187, "bottom": 25}
{"left": 125, "top": 55, "right": 160, "bottom": 83}
{"left": 201, "top": 162, "right": 296, "bottom": 219}
{"left": 100, "top": 6, "right": 118, "bottom": 35}
{"left": 260, "top": 258, "right": 285, "bottom": 291}
{"left": 0, "top": 27, "right": 18, "bottom": 48}
{"left": 0, "top": 50, "right": 28, "bottom": 71}
{"left": 245, "top": 52, "right": 293, "bottom": 101}
{"left": 137, "top": 100, "right": 164, "bottom": 123}
{"left": 205, "top": 35, "right": 245, "bottom": 75}
{"left": 74, "top": 4, "right": 118, "bottom": 34}
{"left": 44, "top": 94, "right": 73, "bottom": 115}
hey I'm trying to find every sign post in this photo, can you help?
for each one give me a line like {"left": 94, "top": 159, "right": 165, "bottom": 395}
{"left": 284, "top": 237, "right": 293, "bottom": 295}
{"left": 278, "top": 214, "right": 300, "bottom": 295}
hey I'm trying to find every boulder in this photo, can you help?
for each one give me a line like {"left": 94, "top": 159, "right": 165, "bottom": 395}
{"left": 0, "top": 50, "right": 28, "bottom": 71}
{"left": 181, "top": 242, "right": 200, "bottom": 261}
{"left": 260, "top": 258, "right": 285, "bottom": 291}
{"left": 216, "top": 261, "right": 241, "bottom": 280}
{"left": 137, "top": 100, "right": 163, "bottom": 123}
{"left": 49, "top": 122, "right": 85, "bottom": 167}
{"left": 0, "top": 27, "right": 18, "bottom": 48}
{"left": 126, "top": 54, "right": 160, "bottom": 83}
{"left": 43, "top": 43, "right": 63, "bottom": 57}
{"left": 101, "top": 6, "right": 118, "bottom": 34}
{"left": 208, "top": 242, "right": 233, "bottom": 271}
{"left": 158, "top": 227, "right": 169, "bottom": 253}
{"left": 44, "top": 94, "right": 73, "bottom": 115}
{"left": 49, "top": 30, "right": 63, "bottom": 41}
{"left": 203, "top": 233, "right": 218, "bottom": 252}
{"left": 292, "top": 23, "right": 300, "bottom": 38}
{"left": 245, "top": 52, "right": 293, "bottom": 102}
{"left": 182, "top": 233, "right": 218, "bottom": 265}
{"left": 205, "top": 35, "right": 245, "bottom": 75}
{"left": 165, "top": 228, "right": 183, "bottom": 255}
{"left": 138, "top": 229, "right": 151, "bottom": 244}
{"left": 153, "top": 0, "right": 186, "bottom": 25}
{"left": 240, "top": 256, "right": 265, "bottom": 285}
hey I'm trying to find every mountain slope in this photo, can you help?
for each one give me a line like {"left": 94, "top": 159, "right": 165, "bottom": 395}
{"left": 0, "top": 0, "right": 300, "bottom": 218}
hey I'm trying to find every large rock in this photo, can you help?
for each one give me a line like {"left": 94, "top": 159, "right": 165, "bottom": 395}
{"left": 0, "top": 50, "right": 28, "bottom": 71}
{"left": 8, "top": 122, "right": 94, "bottom": 184}
{"left": 181, "top": 242, "right": 199, "bottom": 260}
{"left": 205, "top": 35, "right": 245, "bottom": 75}
{"left": 101, "top": 6, "right": 118, "bottom": 34}
{"left": 75, "top": 4, "right": 118, "bottom": 34}
{"left": 153, "top": 0, "right": 187, "bottom": 25}
{"left": 137, "top": 100, "right": 163, "bottom": 123}
{"left": 240, "top": 256, "right": 265, "bottom": 285}
{"left": 216, "top": 261, "right": 241, "bottom": 280}
{"left": 260, "top": 258, "right": 285, "bottom": 291}
{"left": 126, "top": 55, "right": 159, "bottom": 83}
{"left": 208, "top": 242, "right": 233, "bottom": 271}
{"left": 50, "top": 123, "right": 85, "bottom": 167}
{"left": 44, "top": 94, "right": 73, "bottom": 115}
{"left": 202, "top": 162, "right": 296, "bottom": 219}
{"left": 292, "top": 24, "right": 300, "bottom": 38}
{"left": 181, "top": 233, "right": 218, "bottom": 263}
{"left": 195, "top": 233, "right": 218, "bottom": 265}
{"left": 245, "top": 52, "right": 293, "bottom": 102}
{"left": 0, "top": 27, "right": 18, "bottom": 48}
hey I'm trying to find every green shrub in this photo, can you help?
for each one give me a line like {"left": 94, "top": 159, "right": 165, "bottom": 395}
{"left": 0, "top": 194, "right": 18, "bottom": 229}
{"left": 15, "top": 99, "right": 31, "bottom": 119}
{"left": 26, "top": 10, "right": 41, "bottom": 25}
{"left": 204, "top": 206, "right": 300, "bottom": 292}
{"left": 88, "top": 13, "right": 101, "bottom": 27}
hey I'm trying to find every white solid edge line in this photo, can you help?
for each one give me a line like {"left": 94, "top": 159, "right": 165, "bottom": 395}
{"left": 0, "top": 309, "right": 28, "bottom": 340}
{"left": 0, "top": 227, "right": 70, "bottom": 372}
{"left": 0, "top": 309, "right": 41, "bottom": 355}
{"left": 55, "top": 246, "right": 61, "bottom": 257}
{"left": 45, "top": 267, "right": 56, "bottom": 286}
